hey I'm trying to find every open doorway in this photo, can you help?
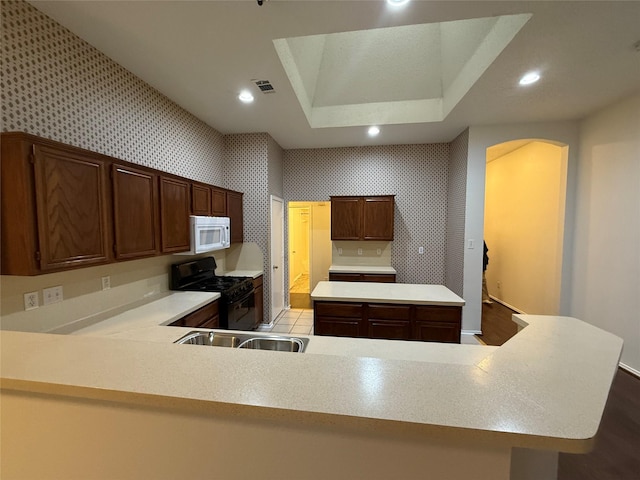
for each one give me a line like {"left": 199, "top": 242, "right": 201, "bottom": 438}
{"left": 484, "top": 139, "right": 568, "bottom": 315}
{"left": 288, "top": 201, "right": 331, "bottom": 309}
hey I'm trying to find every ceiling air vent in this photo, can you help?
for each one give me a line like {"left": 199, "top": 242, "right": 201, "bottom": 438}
{"left": 253, "top": 79, "right": 275, "bottom": 94}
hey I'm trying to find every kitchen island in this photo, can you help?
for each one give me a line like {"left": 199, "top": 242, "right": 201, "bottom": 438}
{"left": 0, "top": 292, "right": 622, "bottom": 480}
{"left": 311, "top": 281, "right": 465, "bottom": 342}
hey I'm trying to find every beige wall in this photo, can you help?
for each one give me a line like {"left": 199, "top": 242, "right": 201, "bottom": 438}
{"left": 484, "top": 141, "right": 567, "bottom": 314}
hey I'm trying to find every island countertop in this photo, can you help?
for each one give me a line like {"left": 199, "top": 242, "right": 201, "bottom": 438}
{"left": 311, "top": 281, "right": 465, "bottom": 306}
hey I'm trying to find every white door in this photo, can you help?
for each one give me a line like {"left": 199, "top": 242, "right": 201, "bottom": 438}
{"left": 270, "top": 195, "right": 285, "bottom": 322}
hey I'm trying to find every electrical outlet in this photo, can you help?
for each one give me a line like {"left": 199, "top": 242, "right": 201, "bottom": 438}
{"left": 24, "top": 292, "right": 39, "bottom": 311}
{"left": 357, "top": 248, "right": 363, "bottom": 255}
{"left": 497, "top": 281, "right": 502, "bottom": 289}
{"left": 338, "top": 248, "right": 343, "bottom": 255}
{"left": 43, "top": 286, "right": 63, "bottom": 306}
{"left": 101, "top": 276, "right": 111, "bottom": 290}
{"left": 376, "top": 249, "right": 381, "bottom": 255}
{"left": 419, "top": 246, "right": 424, "bottom": 254}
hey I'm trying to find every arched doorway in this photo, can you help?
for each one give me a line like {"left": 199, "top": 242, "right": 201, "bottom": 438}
{"left": 484, "top": 139, "right": 568, "bottom": 315}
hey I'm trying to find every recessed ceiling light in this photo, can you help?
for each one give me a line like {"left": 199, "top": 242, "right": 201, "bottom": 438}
{"left": 387, "top": 0, "right": 410, "bottom": 6}
{"left": 519, "top": 71, "right": 540, "bottom": 86}
{"left": 368, "top": 126, "right": 380, "bottom": 137}
{"left": 238, "top": 90, "right": 254, "bottom": 103}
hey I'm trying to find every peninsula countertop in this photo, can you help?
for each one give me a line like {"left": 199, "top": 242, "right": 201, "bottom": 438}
{"left": 0, "top": 285, "right": 622, "bottom": 454}
{"left": 311, "top": 281, "right": 465, "bottom": 306}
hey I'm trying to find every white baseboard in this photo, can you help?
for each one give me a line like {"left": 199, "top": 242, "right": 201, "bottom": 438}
{"left": 619, "top": 362, "right": 640, "bottom": 378}
{"left": 462, "top": 329, "right": 482, "bottom": 335}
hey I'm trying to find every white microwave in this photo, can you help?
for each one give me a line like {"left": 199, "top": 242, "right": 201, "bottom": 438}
{"left": 179, "top": 215, "right": 230, "bottom": 255}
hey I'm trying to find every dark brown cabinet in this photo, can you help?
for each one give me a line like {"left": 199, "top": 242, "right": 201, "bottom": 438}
{"left": 329, "top": 272, "right": 396, "bottom": 283}
{"left": 159, "top": 176, "right": 190, "bottom": 253}
{"left": 1, "top": 132, "right": 245, "bottom": 275}
{"left": 314, "top": 301, "right": 461, "bottom": 343}
{"left": 330, "top": 195, "right": 394, "bottom": 241}
{"left": 168, "top": 300, "right": 219, "bottom": 329}
{"left": 227, "top": 190, "right": 244, "bottom": 243}
{"left": 112, "top": 164, "right": 160, "bottom": 260}
{"left": 211, "top": 187, "right": 227, "bottom": 217}
{"left": 1, "top": 133, "right": 111, "bottom": 275}
{"left": 191, "top": 183, "right": 212, "bottom": 216}
{"left": 253, "top": 275, "right": 264, "bottom": 324}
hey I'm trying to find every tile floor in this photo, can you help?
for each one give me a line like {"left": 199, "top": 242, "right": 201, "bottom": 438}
{"left": 262, "top": 308, "right": 314, "bottom": 335}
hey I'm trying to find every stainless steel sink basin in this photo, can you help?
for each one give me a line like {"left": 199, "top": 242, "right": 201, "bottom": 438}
{"left": 174, "top": 331, "right": 242, "bottom": 347}
{"left": 174, "top": 331, "right": 308, "bottom": 352}
{"left": 237, "top": 336, "right": 308, "bottom": 352}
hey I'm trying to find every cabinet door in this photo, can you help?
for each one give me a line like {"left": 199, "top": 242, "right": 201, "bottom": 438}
{"left": 211, "top": 187, "right": 227, "bottom": 216}
{"left": 112, "top": 164, "right": 159, "bottom": 259}
{"left": 413, "top": 306, "right": 461, "bottom": 343}
{"left": 253, "top": 276, "right": 264, "bottom": 324}
{"left": 331, "top": 196, "right": 361, "bottom": 240}
{"left": 33, "top": 145, "right": 110, "bottom": 271}
{"left": 160, "top": 176, "right": 191, "bottom": 253}
{"left": 227, "top": 190, "right": 244, "bottom": 243}
{"left": 362, "top": 196, "right": 394, "bottom": 240}
{"left": 366, "top": 304, "right": 411, "bottom": 340}
{"left": 169, "top": 301, "right": 219, "bottom": 328}
{"left": 191, "top": 183, "right": 211, "bottom": 216}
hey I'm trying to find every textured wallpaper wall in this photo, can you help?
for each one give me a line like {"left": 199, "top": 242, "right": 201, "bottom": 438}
{"left": 283, "top": 144, "right": 450, "bottom": 284}
{"left": 446, "top": 129, "right": 468, "bottom": 296}
{"left": 1, "top": 0, "right": 225, "bottom": 183}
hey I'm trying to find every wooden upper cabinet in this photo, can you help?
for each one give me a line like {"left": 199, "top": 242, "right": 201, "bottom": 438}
{"left": 191, "top": 183, "right": 212, "bottom": 216}
{"left": 227, "top": 190, "right": 243, "bottom": 243}
{"left": 112, "top": 164, "right": 159, "bottom": 259}
{"left": 211, "top": 187, "right": 227, "bottom": 217}
{"left": 331, "top": 195, "right": 394, "bottom": 241}
{"left": 160, "top": 176, "right": 191, "bottom": 253}
{"left": 1, "top": 133, "right": 111, "bottom": 275}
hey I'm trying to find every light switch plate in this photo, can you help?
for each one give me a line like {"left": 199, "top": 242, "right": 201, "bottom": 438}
{"left": 24, "top": 292, "right": 39, "bottom": 310}
{"left": 357, "top": 248, "right": 363, "bottom": 255}
{"left": 419, "top": 246, "right": 424, "bottom": 254}
{"left": 101, "top": 276, "right": 111, "bottom": 290}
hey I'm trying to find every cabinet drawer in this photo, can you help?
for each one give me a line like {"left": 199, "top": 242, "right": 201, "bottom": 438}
{"left": 367, "top": 304, "right": 410, "bottom": 320}
{"left": 361, "top": 274, "right": 396, "bottom": 283}
{"left": 329, "top": 273, "right": 361, "bottom": 282}
{"left": 170, "top": 301, "right": 219, "bottom": 328}
{"left": 414, "top": 305, "right": 461, "bottom": 322}
{"left": 315, "top": 302, "right": 363, "bottom": 318}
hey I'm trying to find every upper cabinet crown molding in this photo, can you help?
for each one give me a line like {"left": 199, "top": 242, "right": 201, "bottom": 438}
{"left": 330, "top": 195, "right": 395, "bottom": 241}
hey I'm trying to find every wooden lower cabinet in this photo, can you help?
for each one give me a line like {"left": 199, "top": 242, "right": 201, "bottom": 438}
{"left": 329, "top": 272, "right": 396, "bottom": 283}
{"left": 253, "top": 275, "right": 264, "bottom": 324}
{"left": 168, "top": 300, "right": 219, "bottom": 329}
{"left": 314, "top": 301, "right": 461, "bottom": 343}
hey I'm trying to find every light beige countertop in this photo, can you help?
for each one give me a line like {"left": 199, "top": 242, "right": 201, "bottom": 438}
{"left": 0, "top": 280, "right": 622, "bottom": 454}
{"left": 311, "top": 281, "right": 465, "bottom": 306}
{"left": 329, "top": 265, "right": 397, "bottom": 274}
{"left": 223, "top": 269, "right": 263, "bottom": 279}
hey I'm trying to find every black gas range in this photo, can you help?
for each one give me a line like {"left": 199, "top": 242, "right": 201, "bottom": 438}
{"left": 170, "top": 257, "right": 257, "bottom": 331}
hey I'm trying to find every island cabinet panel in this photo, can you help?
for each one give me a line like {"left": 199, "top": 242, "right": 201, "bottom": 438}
{"left": 168, "top": 300, "right": 219, "bottom": 328}
{"left": 253, "top": 275, "right": 264, "bottom": 324}
{"left": 112, "top": 164, "right": 160, "bottom": 260}
{"left": 211, "top": 187, "right": 227, "bottom": 217}
{"left": 191, "top": 183, "right": 212, "bottom": 216}
{"left": 314, "top": 302, "right": 364, "bottom": 338}
{"left": 159, "top": 176, "right": 191, "bottom": 253}
{"left": 329, "top": 272, "right": 396, "bottom": 283}
{"left": 331, "top": 195, "right": 394, "bottom": 241}
{"left": 227, "top": 190, "right": 244, "bottom": 243}
{"left": 314, "top": 301, "right": 462, "bottom": 343}
{"left": 366, "top": 304, "right": 411, "bottom": 340}
{"left": 0, "top": 133, "right": 113, "bottom": 275}
{"left": 413, "top": 306, "right": 462, "bottom": 344}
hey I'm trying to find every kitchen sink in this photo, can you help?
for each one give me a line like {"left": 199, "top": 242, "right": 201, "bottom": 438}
{"left": 237, "top": 336, "right": 308, "bottom": 352}
{"left": 174, "top": 331, "right": 309, "bottom": 352}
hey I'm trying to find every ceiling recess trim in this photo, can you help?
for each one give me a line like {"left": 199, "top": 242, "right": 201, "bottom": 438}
{"left": 274, "top": 13, "right": 532, "bottom": 129}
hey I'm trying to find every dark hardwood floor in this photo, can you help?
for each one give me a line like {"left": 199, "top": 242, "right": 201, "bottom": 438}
{"left": 477, "top": 300, "right": 640, "bottom": 480}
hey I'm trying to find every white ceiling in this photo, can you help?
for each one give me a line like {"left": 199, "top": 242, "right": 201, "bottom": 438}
{"left": 29, "top": 0, "right": 640, "bottom": 150}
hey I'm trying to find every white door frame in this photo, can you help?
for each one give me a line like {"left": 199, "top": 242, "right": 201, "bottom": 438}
{"left": 270, "top": 195, "right": 285, "bottom": 323}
